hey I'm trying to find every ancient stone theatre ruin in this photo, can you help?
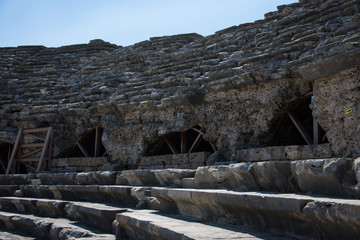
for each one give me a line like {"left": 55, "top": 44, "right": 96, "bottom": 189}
{"left": 0, "top": 0, "right": 359, "bottom": 239}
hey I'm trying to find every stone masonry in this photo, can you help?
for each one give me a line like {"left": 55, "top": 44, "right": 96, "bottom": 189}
{"left": 0, "top": 0, "right": 359, "bottom": 169}
{"left": 0, "top": 0, "right": 360, "bottom": 239}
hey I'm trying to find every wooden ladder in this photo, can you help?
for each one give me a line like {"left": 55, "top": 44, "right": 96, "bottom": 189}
{"left": 5, "top": 127, "right": 53, "bottom": 175}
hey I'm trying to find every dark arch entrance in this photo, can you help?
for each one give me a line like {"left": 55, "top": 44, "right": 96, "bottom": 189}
{"left": 0, "top": 142, "right": 13, "bottom": 174}
{"left": 69, "top": 127, "right": 107, "bottom": 158}
{"left": 146, "top": 126, "right": 216, "bottom": 156}
{"left": 272, "top": 92, "right": 328, "bottom": 146}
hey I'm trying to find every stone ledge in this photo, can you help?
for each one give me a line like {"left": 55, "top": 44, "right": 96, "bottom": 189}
{"left": 151, "top": 188, "right": 360, "bottom": 240}
{"left": 0, "top": 211, "right": 115, "bottom": 240}
{"left": 19, "top": 185, "right": 148, "bottom": 207}
{"left": 298, "top": 47, "right": 360, "bottom": 81}
{"left": 138, "top": 152, "right": 210, "bottom": 169}
{"left": 114, "top": 209, "right": 286, "bottom": 240}
{"left": 183, "top": 158, "right": 358, "bottom": 198}
{"left": 236, "top": 144, "right": 332, "bottom": 162}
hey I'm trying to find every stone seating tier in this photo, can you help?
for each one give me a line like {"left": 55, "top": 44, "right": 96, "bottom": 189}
{"left": 0, "top": 157, "right": 358, "bottom": 239}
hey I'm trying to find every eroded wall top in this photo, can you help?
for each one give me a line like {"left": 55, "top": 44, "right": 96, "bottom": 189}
{"left": 0, "top": 0, "right": 359, "bottom": 163}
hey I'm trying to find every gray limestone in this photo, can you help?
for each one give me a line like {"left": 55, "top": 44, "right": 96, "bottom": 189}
{"left": 151, "top": 187, "right": 360, "bottom": 240}
{"left": 114, "top": 209, "right": 290, "bottom": 240}
{"left": 0, "top": 0, "right": 358, "bottom": 167}
{"left": 0, "top": 211, "right": 115, "bottom": 240}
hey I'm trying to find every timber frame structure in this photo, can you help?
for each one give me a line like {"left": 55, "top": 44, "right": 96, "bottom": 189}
{"left": 6, "top": 127, "right": 53, "bottom": 174}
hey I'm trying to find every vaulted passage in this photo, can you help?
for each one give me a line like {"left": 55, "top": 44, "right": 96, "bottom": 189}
{"left": 272, "top": 92, "right": 328, "bottom": 146}
{"left": 146, "top": 126, "right": 216, "bottom": 156}
{"left": 69, "top": 127, "right": 107, "bottom": 158}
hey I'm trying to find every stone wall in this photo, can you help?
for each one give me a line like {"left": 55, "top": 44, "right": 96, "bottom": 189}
{"left": 0, "top": 0, "right": 359, "bottom": 168}
{"left": 311, "top": 68, "right": 360, "bottom": 157}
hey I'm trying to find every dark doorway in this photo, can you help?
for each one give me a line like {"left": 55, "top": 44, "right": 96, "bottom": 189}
{"left": 146, "top": 126, "right": 216, "bottom": 156}
{"left": 272, "top": 92, "right": 328, "bottom": 146}
{"left": 69, "top": 127, "right": 107, "bottom": 157}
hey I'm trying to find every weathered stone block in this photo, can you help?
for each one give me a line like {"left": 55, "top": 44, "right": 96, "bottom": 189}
{"left": 193, "top": 165, "right": 230, "bottom": 189}
{"left": 154, "top": 169, "right": 196, "bottom": 187}
{"left": 227, "top": 163, "right": 258, "bottom": 191}
{"left": 118, "top": 170, "right": 159, "bottom": 186}
{"left": 253, "top": 161, "right": 293, "bottom": 192}
{"left": 38, "top": 172, "right": 77, "bottom": 185}
{"left": 291, "top": 158, "right": 353, "bottom": 196}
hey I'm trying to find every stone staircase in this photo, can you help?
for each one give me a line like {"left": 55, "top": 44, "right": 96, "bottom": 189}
{"left": 0, "top": 157, "right": 359, "bottom": 239}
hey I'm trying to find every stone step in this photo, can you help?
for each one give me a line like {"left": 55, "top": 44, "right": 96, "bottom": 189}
{"left": 1, "top": 157, "right": 358, "bottom": 199}
{"left": 0, "top": 196, "right": 128, "bottom": 233}
{"left": 19, "top": 185, "right": 145, "bottom": 207}
{"left": 114, "top": 209, "right": 290, "bottom": 240}
{"left": 151, "top": 187, "right": 360, "bottom": 240}
{"left": 0, "top": 229, "right": 36, "bottom": 240}
{"left": 0, "top": 211, "right": 115, "bottom": 240}
{"left": 0, "top": 185, "right": 20, "bottom": 197}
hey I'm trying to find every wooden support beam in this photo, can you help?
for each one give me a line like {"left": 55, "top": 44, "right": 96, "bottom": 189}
{"left": 47, "top": 127, "right": 53, "bottom": 170}
{"left": 188, "top": 133, "right": 203, "bottom": 153}
{"left": 8, "top": 144, "right": 11, "bottom": 162}
{"left": 94, "top": 127, "right": 100, "bottom": 157}
{"left": 0, "top": 159, "right": 6, "bottom": 172}
{"left": 191, "top": 128, "right": 205, "bottom": 135}
{"left": 20, "top": 148, "right": 43, "bottom": 159}
{"left": 153, "top": 139, "right": 165, "bottom": 156}
{"left": 181, "top": 132, "right": 187, "bottom": 153}
{"left": 24, "top": 133, "right": 45, "bottom": 142}
{"left": 76, "top": 142, "right": 90, "bottom": 158}
{"left": 288, "top": 111, "right": 313, "bottom": 145}
{"left": 37, "top": 127, "right": 53, "bottom": 172}
{"left": 21, "top": 143, "right": 44, "bottom": 148}
{"left": 23, "top": 127, "right": 50, "bottom": 134}
{"left": 22, "top": 162, "right": 36, "bottom": 171}
{"left": 163, "top": 136, "right": 178, "bottom": 154}
{"left": 6, "top": 129, "right": 23, "bottom": 175}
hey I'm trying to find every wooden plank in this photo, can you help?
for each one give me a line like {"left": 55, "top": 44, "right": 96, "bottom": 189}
{"left": 47, "top": 128, "right": 53, "bottom": 170}
{"left": 163, "top": 136, "right": 178, "bottom": 154}
{"left": 37, "top": 127, "right": 52, "bottom": 172}
{"left": 94, "top": 127, "right": 100, "bottom": 157}
{"left": 23, "top": 127, "right": 50, "bottom": 134}
{"left": 21, "top": 143, "right": 44, "bottom": 148}
{"left": 191, "top": 128, "right": 205, "bottom": 135}
{"left": 181, "top": 132, "right": 187, "bottom": 153}
{"left": 20, "top": 148, "right": 43, "bottom": 158}
{"left": 188, "top": 133, "right": 203, "bottom": 153}
{"left": 6, "top": 129, "right": 23, "bottom": 175}
{"left": 24, "top": 133, "right": 45, "bottom": 142}
{"left": 22, "top": 162, "right": 36, "bottom": 171}
{"left": 288, "top": 111, "right": 313, "bottom": 145}
{"left": 76, "top": 142, "right": 90, "bottom": 157}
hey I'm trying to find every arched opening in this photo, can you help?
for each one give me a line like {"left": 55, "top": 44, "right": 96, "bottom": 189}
{"left": 69, "top": 127, "right": 107, "bottom": 158}
{"left": 146, "top": 126, "right": 216, "bottom": 156}
{"left": 272, "top": 92, "right": 328, "bottom": 146}
{"left": 0, "top": 142, "right": 13, "bottom": 174}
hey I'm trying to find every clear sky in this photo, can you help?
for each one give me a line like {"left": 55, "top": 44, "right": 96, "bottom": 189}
{"left": 0, "top": 0, "right": 296, "bottom": 48}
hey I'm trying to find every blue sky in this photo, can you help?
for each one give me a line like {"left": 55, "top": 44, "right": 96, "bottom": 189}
{"left": 0, "top": 0, "right": 296, "bottom": 47}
